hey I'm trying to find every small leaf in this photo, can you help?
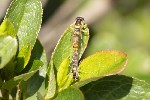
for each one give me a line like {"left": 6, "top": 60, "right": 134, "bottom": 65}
{"left": 0, "top": 35, "right": 17, "bottom": 69}
{"left": 0, "top": 19, "right": 15, "bottom": 37}
{"left": 16, "top": 44, "right": 31, "bottom": 73}
{"left": 58, "top": 74, "right": 73, "bottom": 92}
{"left": 57, "top": 58, "right": 71, "bottom": 89}
{"left": 81, "top": 75, "right": 150, "bottom": 100}
{"left": 74, "top": 50, "right": 127, "bottom": 87}
{"left": 5, "top": 0, "right": 42, "bottom": 50}
{"left": 56, "top": 58, "right": 74, "bottom": 92}
{"left": 54, "top": 87, "right": 84, "bottom": 100}
{"left": 2, "top": 68, "right": 40, "bottom": 91}
{"left": 44, "top": 60, "right": 56, "bottom": 100}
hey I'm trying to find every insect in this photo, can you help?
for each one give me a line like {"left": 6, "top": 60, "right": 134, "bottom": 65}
{"left": 71, "top": 17, "right": 86, "bottom": 81}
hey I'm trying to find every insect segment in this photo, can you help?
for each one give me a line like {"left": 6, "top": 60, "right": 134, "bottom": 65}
{"left": 71, "top": 17, "right": 85, "bottom": 81}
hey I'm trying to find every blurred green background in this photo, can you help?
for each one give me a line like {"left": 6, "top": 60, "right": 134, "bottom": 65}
{"left": 83, "top": 0, "right": 150, "bottom": 83}
{"left": 1, "top": 0, "right": 150, "bottom": 99}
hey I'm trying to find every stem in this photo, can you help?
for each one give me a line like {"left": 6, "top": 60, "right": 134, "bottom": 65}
{"left": 16, "top": 82, "right": 21, "bottom": 100}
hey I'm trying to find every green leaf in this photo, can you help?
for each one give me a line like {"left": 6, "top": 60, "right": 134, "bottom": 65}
{"left": 53, "top": 23, "right": 89, "bottom": 71}
{"left": 57, "top": 58, "right": 73, "bottom": 92}
{"left": 44, "top": 59, "right": 56, "bottom": 100}
{"left": 29, "top": 60, "right": 43, "bottom": 72}
{"left": 74, "top": 50, "right": 127, "bottom": 87}
{"left": 81, "top": 75, "right": 150, "bottom": 100}
{"left": 0, "top": 19, "right": 17, "bottom": 69}
{"left": 5, "top": 0, "right": 42, "bottom": 50}
{"left": 57, "top": 58, "right": 70, "bottom": 86}
{"left": 0, "top": 19, "right": 15, "bottom": 37}
{"left": 16, "top": 43, "right": 31, "bottom": 73}
{"left": 54, "top": 87, "right": 84, "bottom": 100}
{"left": 0, "top": 35, "right": 17, "bottom": 69}
{"left": 2, "top": 68, "right": 40, "bottom": 91}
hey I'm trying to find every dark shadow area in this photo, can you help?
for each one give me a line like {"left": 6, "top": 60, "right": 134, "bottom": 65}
{"left": 26, "top": 71, "right": 44, "bottom": 97}
{"left": 16, "top": 57, "right": 24, "bottom": 74}
{"left": 80, "top": 75, "right": 133, "bottom": 100}
{"left": 10, "top": 72, "right": 44, "bottom": 99}
{"left": 0, "top": 57, "right": 16, "bottom": 81}
{"left": 42, "top": 0, "right": 65, "bottom": 24}
{"left": 11, "top": 87, "right": 17, "bottom": 99}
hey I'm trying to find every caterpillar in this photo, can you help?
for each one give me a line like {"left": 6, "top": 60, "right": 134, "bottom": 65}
{"left": 71, "top": 17, "right": 85, "bottom": 81}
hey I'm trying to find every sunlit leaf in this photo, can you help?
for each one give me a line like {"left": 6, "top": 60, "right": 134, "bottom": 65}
{"left": 0, "top": 36, "right": 17, "bottom": 69}
{"left": 74, "top": 50, "right": 127, "bottom": 87}
{"left": 0, "top": 19, "right": 15, "bottom": 37}
{"left": 0, "top": 19, "right": 17, "bottom": 69}
{"left": 5, "top": 0, "right": 42, "bottom": 50}
{"left": 55, "top": 87, "right": 84, "bottom": 100}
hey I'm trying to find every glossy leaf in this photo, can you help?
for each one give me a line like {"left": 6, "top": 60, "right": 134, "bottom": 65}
{"left": 5, "top": 0, "right": 42, "bottom": 50}
{"left": 74, "top": 50, "right": 127, "bottom": 87}
{"left": 54, "top": 87, "right": 84, "bottom": 100}
{"left": 81, "top": 75, "right": 150, "bottom": 100}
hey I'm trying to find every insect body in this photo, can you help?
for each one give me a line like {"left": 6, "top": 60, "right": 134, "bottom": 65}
{"left": 71, "top": 17, "right": 85, "bottom": 81}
